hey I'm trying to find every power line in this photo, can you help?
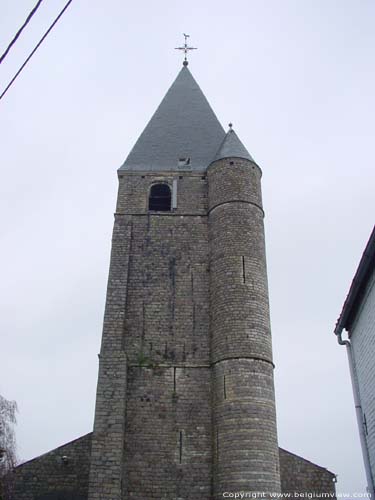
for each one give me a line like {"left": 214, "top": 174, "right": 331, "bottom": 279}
{"left": 0, "top": 0, "right": 73, "bottom": 103}
{"left": 0, "top": 0, "right": 44, "bottom": 65}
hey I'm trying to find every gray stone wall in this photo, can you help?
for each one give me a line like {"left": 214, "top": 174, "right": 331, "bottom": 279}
{"left": 11, "top": 434, "right": 335, "bottom": 499}
{"left": 122, "top": 213, "right": 210, "bottom": 366}
{"left": 116, "top": 172, "right": 208, "bottom": 214}
{"left": 88, "top": 214, "right": 130, "bottom": 500}
{"left": 207, "top": 159, "right": 263, "bottom": 212}
{"left": 124, "top": 366, "right": 211, "bottom": 499}
{"left": 88, "top": 162, "right": 281, "bottom": 498}
{"left": 12, "top": 166, "right": 335, "bottom": 500}
{"left": 279, "top": 448, "right": 336, "bottom": 496}
{"left": 208, "top": 158, "right": 280, "bottom": 497}
{"left": 12, "top": 433, "right": 91, "bottom": 500}
{"left": 89, "top": 171, "right": 212, "bottom": 499}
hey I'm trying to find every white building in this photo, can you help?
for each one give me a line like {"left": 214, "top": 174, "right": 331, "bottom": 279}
{"left": 335, "top": 226, "right": 375, "bottom": 498}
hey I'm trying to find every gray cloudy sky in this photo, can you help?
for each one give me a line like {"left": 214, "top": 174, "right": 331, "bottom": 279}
{"left": 1, "top": 0, "right": 374, "bottom": 495}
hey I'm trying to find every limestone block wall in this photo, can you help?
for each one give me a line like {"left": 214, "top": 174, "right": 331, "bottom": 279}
{"left": 11, "top": 434, "right": 335, "bottom": 499}
{"left": 88, "top": 214, "right": 131, "bottom": 500}
{"left": 118, "top": 173, "right": 211, "bottom": 498}
{"left": 116, "top": 172, "right": 208, "bottom": 214}
{"left": 11, "top": 167, "right": 336, "bottom": 500}
{"left": 279, "top": 448, "right": 336, "bottom": 496}
{"left": 124, "top": 365, "right": 211, "bottom": 499}
{"left": 122, "top": 214, "right": 210, "bottom": 366}
{"left": 12, "top": 433, "right": 92, "bottom": 500}
{"left": 208, "top": 158, "right": 280, "bottom": 497}
{"left": 88, "top": 171, "right": 212, "bottom": 499}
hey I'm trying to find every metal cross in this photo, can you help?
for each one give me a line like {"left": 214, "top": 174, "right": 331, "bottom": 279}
{"left": 175, "top": 34, "right": 197, "bottom": 66}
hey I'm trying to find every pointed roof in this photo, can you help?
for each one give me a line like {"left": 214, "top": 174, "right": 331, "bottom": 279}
{"left": 119, "top": 66, "right": 226, "bottom": 172}
{"left": 214, "top": 128, "right": 254, "bottom": 163}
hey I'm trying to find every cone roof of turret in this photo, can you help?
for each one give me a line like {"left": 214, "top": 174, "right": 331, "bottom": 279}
{"left": 119, "top": 65, "right": 226, "bottom": 172}
{"left": 213, "top": 127, "right": 255, "bottom": 163}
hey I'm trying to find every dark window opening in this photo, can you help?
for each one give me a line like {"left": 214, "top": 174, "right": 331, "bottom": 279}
{"left": 149, "top": 183, "right": 171, "bottom": 211}
{"left": 178, "top": 157, "right": 190, "bottom": 167}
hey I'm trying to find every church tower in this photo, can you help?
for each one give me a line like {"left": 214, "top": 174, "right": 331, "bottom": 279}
{"left": 88, "top": 63, "right": 281, "bottom": 500}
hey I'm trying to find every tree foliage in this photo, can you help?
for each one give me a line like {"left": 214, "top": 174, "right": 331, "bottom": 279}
{"left": 0, "top": 394, "right": 17, "bottom": 500}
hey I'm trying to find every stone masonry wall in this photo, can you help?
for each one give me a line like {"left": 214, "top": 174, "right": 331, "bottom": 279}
{"left": 10, "top": 157, "right": 337, "bottom": 499}
{"left": 116, "top": 171, "right": 208, "bottom": 215}
{"left": 12, "top": 433, "right": 92, "bottom": 500}
{"left": 88, "top": 172, "right": 212, "bottom": 499}
{"left": 119, "top": 173, "right": 211, "bottom": 498}
{"left": 279, "top": 448, "right": 336, "bottom": 496}
{"left": 123, "top": 214, "right": 210, "bottom": 366}
{"left": 11, "top": 434, "right": 335, "bottom": 499}
{"left": 124, "top": 366, "right": 211, "bottom": 499}
{"left": 208, "top": 158, "right": 280, "bottom": 498}
{"left": 88, "top": 214, "right": 130, "bottom": 500}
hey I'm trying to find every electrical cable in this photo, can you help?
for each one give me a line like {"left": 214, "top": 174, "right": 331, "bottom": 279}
{"left": 0, "top": 0, "right": 44, "bottom": 65}
{"left": 0, "top": 0, "right": 73, "bottom": 102}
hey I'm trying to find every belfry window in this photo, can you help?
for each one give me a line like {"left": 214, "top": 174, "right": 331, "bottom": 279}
{"left": 149, "top": 183, "right": 171, "bottom": 211}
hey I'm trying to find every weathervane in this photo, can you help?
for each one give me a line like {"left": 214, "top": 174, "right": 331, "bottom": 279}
{"left": 175, "top": 34, "right": 197, "bottom": 66}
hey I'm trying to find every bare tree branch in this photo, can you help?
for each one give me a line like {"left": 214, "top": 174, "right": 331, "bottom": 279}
{"left": 0, "top": 394, "right": 18, "bottom": 500}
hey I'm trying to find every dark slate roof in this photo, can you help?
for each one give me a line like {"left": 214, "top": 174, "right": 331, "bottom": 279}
{"left": 119, "top": 66, "right": 226, "bottom": 172}
{"left": 334, "top": 225, "right": 375, "bottom": 335}
{"left": 214, "top": 128, "right": 255, "bottom": 163}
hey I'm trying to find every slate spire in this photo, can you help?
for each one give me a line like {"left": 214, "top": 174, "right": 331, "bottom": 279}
{"left": 120, "top": 66, "right": 225, "bottom": 172}
{"left": 213, "top": 126, "right": 255, "bottom": 163}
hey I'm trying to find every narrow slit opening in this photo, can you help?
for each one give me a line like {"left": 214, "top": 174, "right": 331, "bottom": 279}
{"left": 179, "top": 431, "right": 183, "bottom": 464}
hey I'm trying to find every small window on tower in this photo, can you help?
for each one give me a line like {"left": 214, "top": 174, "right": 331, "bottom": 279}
{"left": 178, "top": 157, "right": 190, "bottom": 167}
{"left": 149, "top": 183, "right": 171, "bottom": 211}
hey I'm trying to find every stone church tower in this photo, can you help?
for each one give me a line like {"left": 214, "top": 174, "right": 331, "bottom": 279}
{"left": 88, "top": 63, "right": 280, "bottom": 499}
{"left": 10, "top": 62, "right": 336, "bottom": 500}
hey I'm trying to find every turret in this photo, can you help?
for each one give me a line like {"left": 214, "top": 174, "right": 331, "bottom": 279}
{"left": 208, "top": 128, "right": 281, "bottom": 497}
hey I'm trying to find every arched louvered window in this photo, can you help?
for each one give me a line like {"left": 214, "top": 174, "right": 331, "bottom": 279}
{"left": 149, "top": 183, "right": 171, "bottom": 211}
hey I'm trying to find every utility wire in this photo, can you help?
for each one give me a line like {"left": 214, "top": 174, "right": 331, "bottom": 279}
{"left": 0, "top": 0, "right": 44, "bottom": 65}
{"left": 0, "top": 0, "right": 73, "bottom": 103}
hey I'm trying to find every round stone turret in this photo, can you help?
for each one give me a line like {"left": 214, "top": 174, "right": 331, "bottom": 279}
{"left": 208, "top": 138, "right": 281, "bottom": 497}
{"left": 208, "top": 157, "right": 271, "bottom": 363}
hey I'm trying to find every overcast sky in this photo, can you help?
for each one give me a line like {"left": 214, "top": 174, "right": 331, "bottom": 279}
{"left": 1, "top": 0, "right": 374, "bottom": 495}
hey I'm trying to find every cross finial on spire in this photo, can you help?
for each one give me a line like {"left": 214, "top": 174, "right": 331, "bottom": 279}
{"left": 175, "top": 34, "right": 197, "bottom": 66}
